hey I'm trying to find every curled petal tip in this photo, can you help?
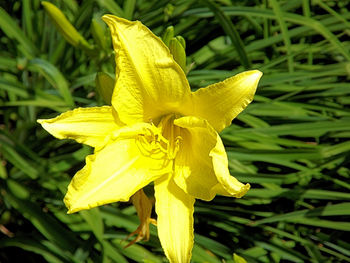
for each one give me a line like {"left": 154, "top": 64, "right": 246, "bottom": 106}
{"left": 102, "top": 14, "right": 132, "bottom": 26}
{"left": 235, "top": 183, "right": 251, "bottom": 198}
{"left": 101, "top": 14, "right": 122, "bottom": 28}
{"left": 101, "top": 14, "right": 113, "bottom": 23}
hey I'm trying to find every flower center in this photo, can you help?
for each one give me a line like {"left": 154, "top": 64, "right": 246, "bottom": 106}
{"left": 136, "top": 115, "right": 182, "bottom": 161}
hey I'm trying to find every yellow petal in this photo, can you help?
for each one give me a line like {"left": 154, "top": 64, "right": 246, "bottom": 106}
{"left": 172, "top": 117, "right": 220, "bottom": 201}
{"left": 188, "top": 70, "right": 262, "bottom": 132}
{"left": 174, "top": 116, "right": 250, "bottom": 199}
{"left": 37, "top": 106, "right": 119, "bottom": 149}
{"left": 210, "top": 131, "right": 250, "bottom": 198}
{"left": 154, "top": 175, "right": 195, "bottom": 263}
{"left": 102, "top": 15, "right": 191, "bottom": 125}
{"left": 64, "top": 123, "right": 172, "bottom": 214}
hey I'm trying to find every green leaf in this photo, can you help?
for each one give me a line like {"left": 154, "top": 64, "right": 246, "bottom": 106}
{"left": 270, "top": 0, "right": 294, "bottom": 73}
{"left": 0, "top": 7, "right": 38, "bottom": 58}
{"left": 0, "top": 237, "right": 66, "bottom": 263}
{"left": 28, "top": 58, "right": 74, "bottom": 107}
{"left": 97, "top": 0, "right": 125, "bottom": 17}
{"left": 4, "top": 191, "right": 80, "bottom": 253}
{"left": 201, "top": 0, "right": 251, "bottom": 69}
{"left": 80, "top": 208, "right": 104, "bottom": 241}
{"left": 123, "top": 0, "right": 136, "bottom": 20}
{"left": 0, "top": 140, "right": 38, "bottom": 179}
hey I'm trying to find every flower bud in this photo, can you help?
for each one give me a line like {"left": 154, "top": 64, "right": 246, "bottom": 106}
{"left": 169, "top": 37, "right": 186, "bottom": 73}
{"left": 161, "top": 26, "right": 174, "bottom": 47}
{"left": 95, "top": 72, "right": 114, "bottom": 105}
{"left": 42, "top": 1, "right": 93, "bottom": 51}
{"left": 176, "top": 35, "right": 186, "bottom": 50}
{"left": 91, "top": 18, "right": 107, "bottom": 51}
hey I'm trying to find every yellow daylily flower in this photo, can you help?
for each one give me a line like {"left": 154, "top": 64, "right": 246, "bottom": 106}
{"left": 38, "top": 15, "right": 262, "bottom": 263}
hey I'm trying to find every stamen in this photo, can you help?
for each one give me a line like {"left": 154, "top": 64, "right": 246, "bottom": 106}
{"left": 135, "top": 115, "right": 183, "bottom": 161}
{"left": 136, "top": 135, "right": 165, "bottom": 160}
{"left": 136, "top": 126, "right": 170, "bottom": 160}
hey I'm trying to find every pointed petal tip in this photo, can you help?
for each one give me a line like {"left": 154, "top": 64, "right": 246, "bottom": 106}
{"left": 64, "top": 198, "right": 83, "bottom": 214}
{"left": 64, "top": 198, "right": 74, "bottom": 214}
{"left": 37, "top": 119, "right": 52, "bottom": 133}
{"left": 64, "top": 193, "right": 84, "bottom": 214}
{"left": 65, "top": 206, "right": 75, "bottom": 214}
{"left": 247, "top": 69, "right": 263, "bottom": 82}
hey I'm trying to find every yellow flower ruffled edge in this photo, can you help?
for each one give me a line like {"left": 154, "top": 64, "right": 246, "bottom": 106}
{"left": 38, "top": 15, "right": 262, "bottom": 263}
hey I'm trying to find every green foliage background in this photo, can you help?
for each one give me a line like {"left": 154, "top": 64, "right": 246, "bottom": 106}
{"left": 1, "top": 0, "right": 350, "bottom": 262}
